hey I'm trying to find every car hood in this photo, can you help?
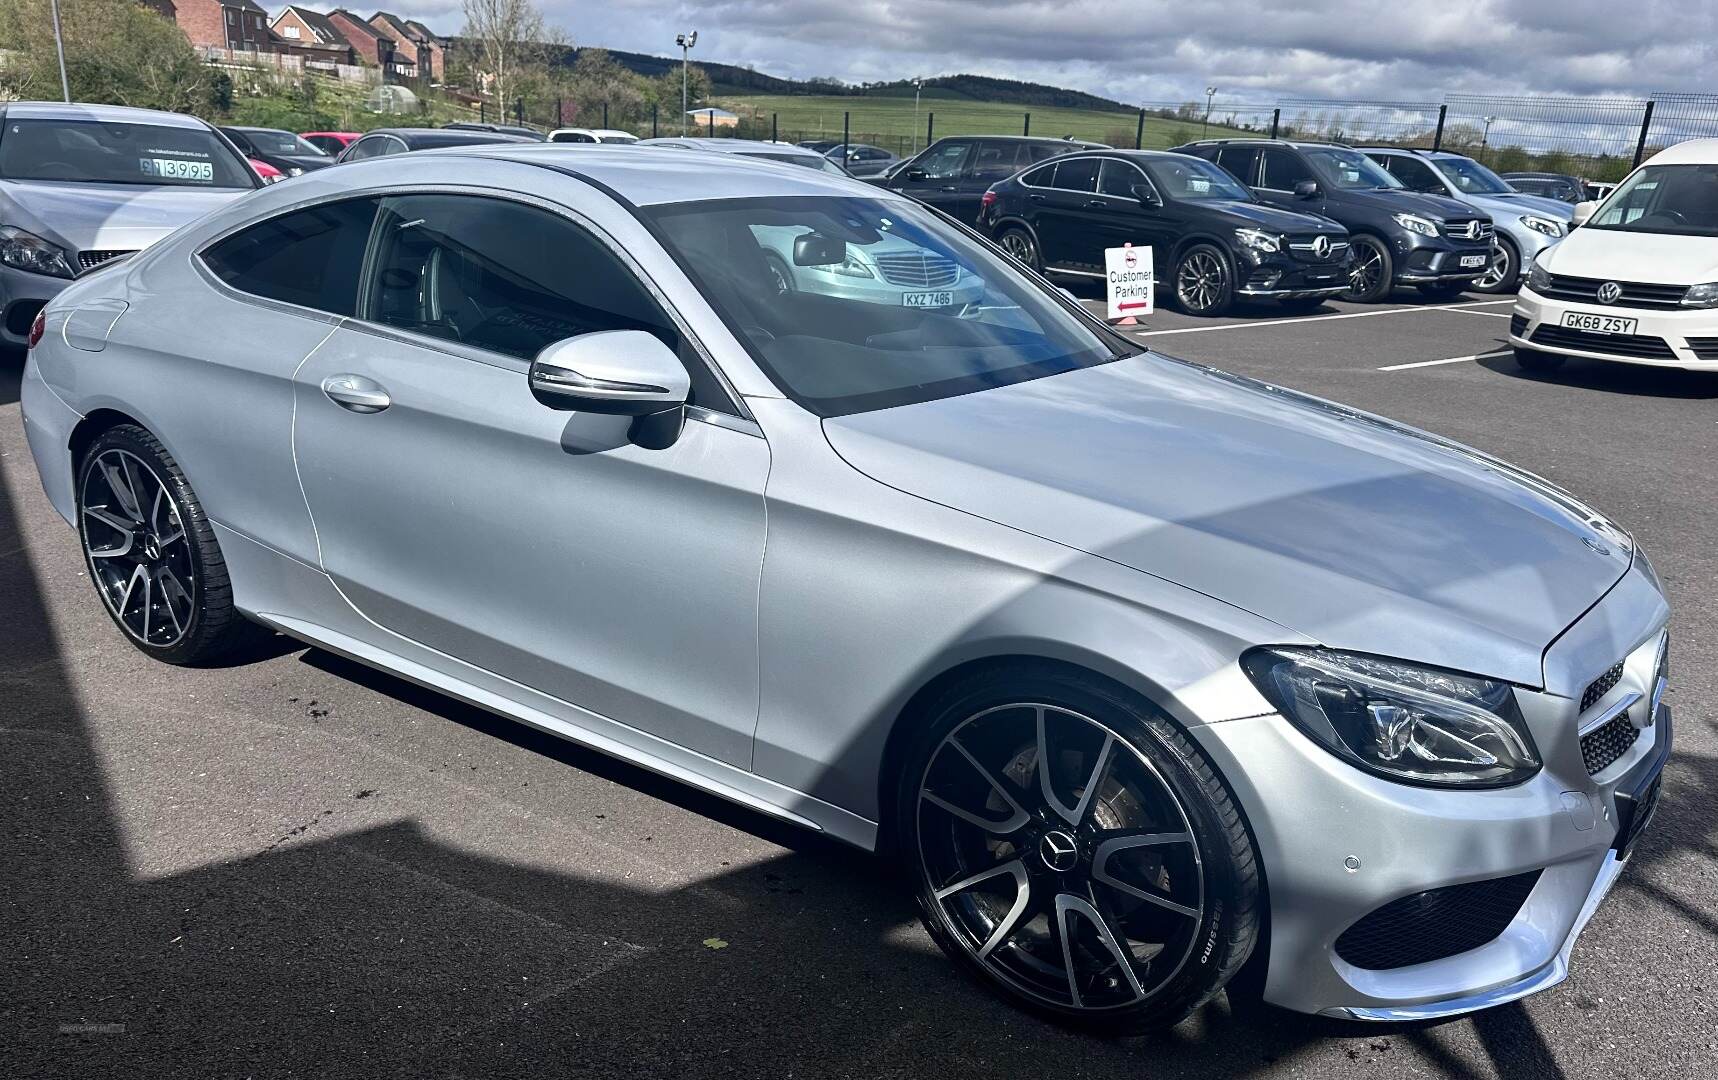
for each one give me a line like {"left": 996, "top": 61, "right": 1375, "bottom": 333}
{"left": 1543, "top": 226, "right": 1718, "bottom": 285}
{"left": 1461, "top": 190, "right": 1573, "bottom": 221}
{"left": 823, "top": 356, "right": 1632, "bottom": 687}
{"left": 1331, "top": 186, "right": 1478, "bottom": 220}
{"left": 0, "top": 180, "right": 249, "bottom": 254}
{"left": 1208, "top": 200, "right": 1345, "bottom": 233}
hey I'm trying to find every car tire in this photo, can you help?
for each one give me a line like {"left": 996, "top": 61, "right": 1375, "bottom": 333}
{"left": 76, "top": 424, "right": 267, "bottom": 666}
{"left": 997, "top": 226, "right": 1041, "bottom": 273}
{"left": 1513, "top": 346, "right": 1566, "bottom": 374}
{"left": 1173, "top": 244, "right": 1235, "bottom": 316}
{"left": 1472, "top": 237, "right": 1520, "bottom": 294}
{"left": 895, "top": 663, "right": 1260, "bottom": 1035}
{"left": 1343, "top": 235, "right": 1394, "bottom": 303}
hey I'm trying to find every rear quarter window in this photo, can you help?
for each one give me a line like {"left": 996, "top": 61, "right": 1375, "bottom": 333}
{"left": 201, "top": 198, "right": 380, "bottom": 316}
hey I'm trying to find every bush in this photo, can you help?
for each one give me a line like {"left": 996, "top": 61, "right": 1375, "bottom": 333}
{"left": 0, "top": 0, "right": 219, "bottom": 115}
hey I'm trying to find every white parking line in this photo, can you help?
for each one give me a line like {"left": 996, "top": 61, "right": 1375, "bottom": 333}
{"left": 1124, "top": 298, "right": 1515, "bottom": 337}
{"left": 1378, "top": 350, "right": 1512, "bottom": 371}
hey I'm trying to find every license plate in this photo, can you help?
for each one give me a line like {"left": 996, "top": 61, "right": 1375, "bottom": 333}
{"left": 1563, "top": 311, "right": 1638, "bottom": 335}
{"left": 903, "top": 291, "right": 954, "bottom": 308}
{"left": 139, "top": 156, "right": 213, "bottom": 182}
{"left": 1459, "top": 254, "right": 1487, "bottom": 268}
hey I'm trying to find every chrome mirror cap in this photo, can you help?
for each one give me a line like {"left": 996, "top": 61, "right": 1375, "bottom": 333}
{"left": 528, "top": 330, "right": 690, "bottom": 416}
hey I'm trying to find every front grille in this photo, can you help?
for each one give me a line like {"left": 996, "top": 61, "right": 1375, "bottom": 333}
{"left": 1286, "top": 237, "right": 1350, "bottom": 263}
{"left": 1686, "top": 337, "right": 1718, "bottom": 361}
{"left": 1581, "top": 660, "right": 1625, "bottom": 713}
{"left": 1531, "top": 325, "right": 1678, "bottom": 360}
{"left": 873, "top": 252, "right": 959, "bottom": 288}
{"left": 1335, "top": 871, "right": 1541, "bottom": 971}
{"left": 1539, "top": 273, "right": 1688, "bottom": 309}
{"left": 1440, "top": 219, "right": 1494, "bottom": 242}
{"left": 77, "top": 249, "right": 135, "bottom": 272}
{"left": 1581, "top": 710, "right": 1642, "bottom": 774}
{"left": 1509, "top": 313, "right": 1528, "bottom": 336}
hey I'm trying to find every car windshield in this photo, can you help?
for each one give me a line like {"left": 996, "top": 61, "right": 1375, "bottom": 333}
{"left": 0, "top": 118, "right": 255, "bottom": 187}
{"left": 242, "top": 130, "right": 326, "bottom": 157}
{"left": 1586, "top": 163, "right": 1718, "bottom": 237}
{"left": 1304, "top": 148, "right": 1401, "bottom": 190}
{"left": 740, "top": 151, "right": 848, "bottom": 175}
{"left": 1437, "top": 156, "right": 1511, "bottom": 195}
{"left": 644, "top": 195, "right": 1127, "bottom": 416}
{"left": 1143, "top": 157, "right": 1253, "bottom": 201}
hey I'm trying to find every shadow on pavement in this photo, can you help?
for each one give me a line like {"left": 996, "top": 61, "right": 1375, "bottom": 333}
{"left": 1476, "top": 353, "right": 1718, "bottom": 399}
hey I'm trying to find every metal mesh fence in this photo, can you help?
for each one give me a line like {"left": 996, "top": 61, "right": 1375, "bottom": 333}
{"left": 1443, "top": 94, "right": 1649, "bottom": 181}
{"left": 1273, "top": 99, "right": 1442, "bottom": 147}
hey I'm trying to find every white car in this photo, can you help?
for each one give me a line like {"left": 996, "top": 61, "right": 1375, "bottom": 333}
{"left": 547, "top": 127, "right": 639, "bottom": 145}
{"left": 1512, "top": 138, "right": 1718, "bottom": 373}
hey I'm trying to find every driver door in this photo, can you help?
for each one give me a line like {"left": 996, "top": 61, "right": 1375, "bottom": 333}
{"left": 291, "top": 191, "right": 769, "bottom": 766}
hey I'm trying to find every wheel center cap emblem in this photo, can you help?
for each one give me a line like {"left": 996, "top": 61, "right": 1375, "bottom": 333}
{"left": 141, "top": 534, "right": 161, "bottom": 561}
{"left": 1596, "top": 281, "right": 1621, "bottom": 304}
{"left": 1039, "top": 830, "right": 1079, "bottom": 872}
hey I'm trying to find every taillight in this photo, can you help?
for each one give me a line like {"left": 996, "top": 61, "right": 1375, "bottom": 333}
{"left": 27, "top": 309, "right": 45, "bottom": 350}
{"left": 980, "top": 190, "right": 998, "bottom": 211}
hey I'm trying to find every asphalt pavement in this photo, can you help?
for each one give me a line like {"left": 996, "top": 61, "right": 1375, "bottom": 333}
{"left": 3, "top": 286, "right": 1715, "bottom": 1078}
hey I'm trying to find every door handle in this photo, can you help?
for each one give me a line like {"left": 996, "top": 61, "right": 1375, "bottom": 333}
{"left": 1084, "top": 199, "right": 1108, "bottom": 208}
{"left": 939, "top": 184, "right": 959, "bottom": 192}
{"left": 321, "top": 373, "right": 391, "bottom": 414}
{"left": 1028, "top": 192, "right": 1046, "bottom": 202}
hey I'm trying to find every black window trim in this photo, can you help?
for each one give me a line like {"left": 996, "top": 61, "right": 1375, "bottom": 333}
{"left": 1255, "top": 146, "right": 1313, "bottom": 195}
{"left": 193, "top": 182, "right": 749, "bottom": 418}
{"left": 1213, "top": 144, "right": 1263, "bottom": 187}
{"left": 1093, "top": 156, "right": 1155, "bottom": 202}
{"left": 346, "top": 133, "right": 408, "bottom": 160}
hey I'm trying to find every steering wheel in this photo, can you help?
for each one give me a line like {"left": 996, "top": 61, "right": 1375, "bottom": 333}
{"left": 1648, "top": 209, "right": 1689, "bottom": 226}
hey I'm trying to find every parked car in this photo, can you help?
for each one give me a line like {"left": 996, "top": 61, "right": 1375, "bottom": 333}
{"left": 751, "top": 221, "right": 987, "bottom": 311}
{"left": 880, "top": 135, "right": 1108, "bottom": 223}
{"left": 1501, "top": 171, "right": 1587, "bottom": 204}
{"left": 23, "top": 142, "right": 1670, "bottom": 1033}
{"left": 980, "top": 149, "right": 1351, "bottom": 315}
{"left": 637, "top": 137, "right": 849, "bottom": 175}
{"left": 1585, "top": 180, "right": 1619, "bottom": 201}
{"left": 0, "top": 100, "right": 258, "bottom": 347}
{"left": 1362, "top": 148, "right": 1573, "bottom": 293}
{"left": 220, "top": 126, "right": 333, "bottom": 177}
{"left": 443, "top": 121, "right": 546, "bottom": 141}
{"left": 248, "top": 158, "right": 283, "bottom": 184}
{"left": 797, "top": 139, "right": 843, "bottom": 153}
{"left": 822, "top": 143, "right": 900, "bottom": 178}
{"left": 1175, "top": 139, "right": 1495, "bottom": 301}
{"left": 1511, "top": 137, "right": 1718, "bottom": 373}
{"left": 548, "top": 127, "right": 639, "bottom": 144}
{"left": 335, "top": 128, "right": 537, "bottom": 163}
{"left": 300, "top": 131, "right": 361, "bottom": 156}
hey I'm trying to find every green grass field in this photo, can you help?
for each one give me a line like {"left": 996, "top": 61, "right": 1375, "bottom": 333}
{"left": 714, "top": 93, "right": 1254, "bottom": 156}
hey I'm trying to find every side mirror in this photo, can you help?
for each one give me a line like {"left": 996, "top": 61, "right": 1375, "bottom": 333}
{"left": 1293, "top": 179, "right": 1320, "bottom": 199}
{"left": 792, "top": 232, "right": 846, "bottom": 267}
{"left": 1571, "top": 200, "right": 1597, "bottom": 227}
{"left": 1131, "top": 183, "right": 1160, "bottom": 207}
{"left": 528, "top": 330, "right": 689, "bottom": 418}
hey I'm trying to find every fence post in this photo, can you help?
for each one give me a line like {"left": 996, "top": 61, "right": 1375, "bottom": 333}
{"left": 515, "top": 98, "right": 522, "bottom": 125}
{"left": 1023, "top": 112, "right": 1030, "bottom": 136}
{"left": 652, "top": 102, "right": 658, "bottom": 139}
{"left": 1633, "top": 100, "right": 1656, "bottom": 166}
{"left": 843, "top": 111, "right": 850, "bottom": 154}
{"left": 1432, "top": 104, "right": 1447, "bottom": 150}
{"left": 479, "top": 100, "right": 486, "bottom": 124}
{"left": 708, "top": 110, "right": 714, "bottom": 137}
{"left": 1269, "top": 107, "right": 1280, "bottom": 139}
{"left": 603, "top": 101, "right": 609, "bottom": 128}
{"left": 927, "top": 111, "right": 934, "bottom": 146}
{"left": 772, "top": 113, "right": 778, "bottom": 143}
{"left": 1136, "top": 109, "right": 1145, "bottom": 149}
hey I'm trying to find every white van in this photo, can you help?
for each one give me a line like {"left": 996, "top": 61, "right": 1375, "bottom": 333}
{"left": 1511, "top": 138, "right": 1718, "bottom": 372}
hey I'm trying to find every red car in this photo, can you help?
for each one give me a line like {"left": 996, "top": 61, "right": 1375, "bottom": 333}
{"left": 248, "top": 158, "right": 282, "bottom": 183}
{"left": 300, "top": 131, "right": 360, "bottom": 156}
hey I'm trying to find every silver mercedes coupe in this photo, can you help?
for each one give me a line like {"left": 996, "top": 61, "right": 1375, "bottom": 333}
{"left": 20, "top": 144, "right": 1671, "bottom": 1033}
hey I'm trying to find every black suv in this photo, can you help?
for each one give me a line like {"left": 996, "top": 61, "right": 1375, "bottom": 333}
{"left": 980, "top": 150, "right": 1351, "bottom": 315}
{"left": 879, "top": 135, "right": 1107, "bottom": 224}
{"left": 1173, "top": 139, "right": 1495, "bottom": 301}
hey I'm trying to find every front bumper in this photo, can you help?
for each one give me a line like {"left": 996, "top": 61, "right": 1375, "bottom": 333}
{"left": 1236, "top": 250, "right": 1350, "bottom": 300}
{"left": 1513, "top": 287, "right": 1718, "bottom": 369}
{"left": 1393, "top": 233, "right": 1493, "bottom": 284}
{"left": 1191, "top": 580, "right": 1671, "bottom": 1019}
{"left": 0, "top": 262, "right": 72, "bottom": 346}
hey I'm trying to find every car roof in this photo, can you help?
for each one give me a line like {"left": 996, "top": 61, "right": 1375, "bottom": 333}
{"left": 1645, "top": 138, "right": 1718, "bottom": 166}
{"left": 943, "top": 135, "right": 1105, "bottom": 146}
{"left": 1, "top": 100, "right": 214, "bottom": 130}
{"left": 365, "top": 128, "right": 538, "bottom": 148}
{"left": 1178, "top": 138, "right": 1353, "bottom": 151}
{"left": 426, "top": 143, "right": 888, "bottom": 206}
{"left": 226, "top": 125, "right": 295, "bottom": 135}
{"left": 638, "top": 137, "right": 823, "bottom": 157}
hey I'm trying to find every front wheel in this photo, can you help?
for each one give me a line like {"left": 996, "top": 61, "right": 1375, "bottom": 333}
{"left": 1343, "top": 235, "right": 1393, "bottom": 302}
{"left": 1471, "top": 238, "right": 1520, "bottom": 294}
{"left": 1174, "top": 244, "right": 1234, "bottom": 316}
{"left": 896, "top": 666, "right": 1260, "bottom": 1034}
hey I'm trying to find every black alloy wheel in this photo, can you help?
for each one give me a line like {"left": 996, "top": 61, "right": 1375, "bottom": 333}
{"left": 1343, "top": 235, "right": 1393, "bottom": 302}
{"left": 899, "top": 667, "right": 1259, "bottom": 1034}
{"left": 997, "top": 227, "right": 1041, "bottom": 272}
{"left": 1174, "top": 245, "right": 1234, "bottom": 316}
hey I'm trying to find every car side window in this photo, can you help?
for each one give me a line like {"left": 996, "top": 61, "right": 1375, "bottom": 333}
{"left": 1097, "top": 158, "right": 1146, "bottom": 198}
{"left": 1383, "top": 156, "right": 1446, "bottom": 195}
{"left": 916, "top": 140, "right": 972, "bottom": 180}
{"left": 342, "top": 136, "right": 387, "bottom": 161}
{"left": 1260, "top": 148, "right": 1314, "bottom": 190}
{"left": 202, "top": 197, "right": 380, "bottom": 316}
{"left": 1051, "top": 156, "right": 1098, "bottom": 193}
{"left": 1214, "top": 145, "right": 1260, "bottom": 185}
{"left": 970, "top": 141, "right": 1025, "bottom": 182}
{"left": 1024, "top": 143, "right": 1064, "bottom": 164}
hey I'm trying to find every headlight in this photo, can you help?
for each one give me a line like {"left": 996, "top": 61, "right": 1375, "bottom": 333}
{"left": 811, "top": 251, "right": 874, "bottom": 279}
{"left": 1392, "top": 213, "right": 1439, "bottom": 237}
{"left": 1520, "top": 215, "right": 1564, "bottom": 238}
{"left": 1234, "top": 227, "right": 1282, "bottom": 254}
{"left": 1242, "top": 647, "right": 1540, "bottom": 787}
{"left": 1526, "top": 261, "right": 1552, "bottom": 293}
{"left": 287, "top": 167, "right": 305, "bottom": 177}
{"left": 1680, "top": 281, "right": 1718, "bottom": 308}
{"left": 0, "top": 226, "right": 75, "bottom": 278}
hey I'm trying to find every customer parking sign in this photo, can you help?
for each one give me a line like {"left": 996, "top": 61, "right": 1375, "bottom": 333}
{"left": 1105, "top": 243, "right": 1154, "bottom": 320}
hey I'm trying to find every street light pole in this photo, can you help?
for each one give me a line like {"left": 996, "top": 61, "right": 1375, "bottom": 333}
{"left": 675, "top": 30, "right": 698, "bottom": 136}
{"left": 49, "top": 0, "right": 71, "bottom": 103}
{"left": 1481, "top": 115, "right": 1497, "bottom": 150}
{"left": 912, "top": 77, "right": 923, "bottom": 154}
{"left": 1203, "top": 85, "right": 1217, "bottom": 139}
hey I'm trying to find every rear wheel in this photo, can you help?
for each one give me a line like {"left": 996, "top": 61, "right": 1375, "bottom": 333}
{"left": 997, "top": 226, "right": 1040, "bottom": 273}
{"left": 1343, "top": 235, "right": 1393, "bottom": 302}
{"left": 1174, "top": 244, "right": 1234, "bottom": 316}
{"left": 76, "top": 424, "right": 265, "bottom": 665}
{"left": 897, "top": 666, "right": 1259, "bottom": 1034}
{"left": 1513, "top": 346, "right": 1566, "bottom": 374}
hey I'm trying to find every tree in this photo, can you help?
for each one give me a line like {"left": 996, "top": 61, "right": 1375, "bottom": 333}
{"left": 461, "top": 0, "right": 554, "bottom": 119}
{"left": 649, "top": 63, "right": 711, "bottom": 118}
{"left": 562, "top": 48, "right": 647, "bottom": 129}
{"left": 0, "top": 0, "right": 215, "bottom": 114}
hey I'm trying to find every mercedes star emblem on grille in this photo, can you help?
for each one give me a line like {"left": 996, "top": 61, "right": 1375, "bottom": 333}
{"left": 1311, "top": 235, "right": 1331, "bottom": 258}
